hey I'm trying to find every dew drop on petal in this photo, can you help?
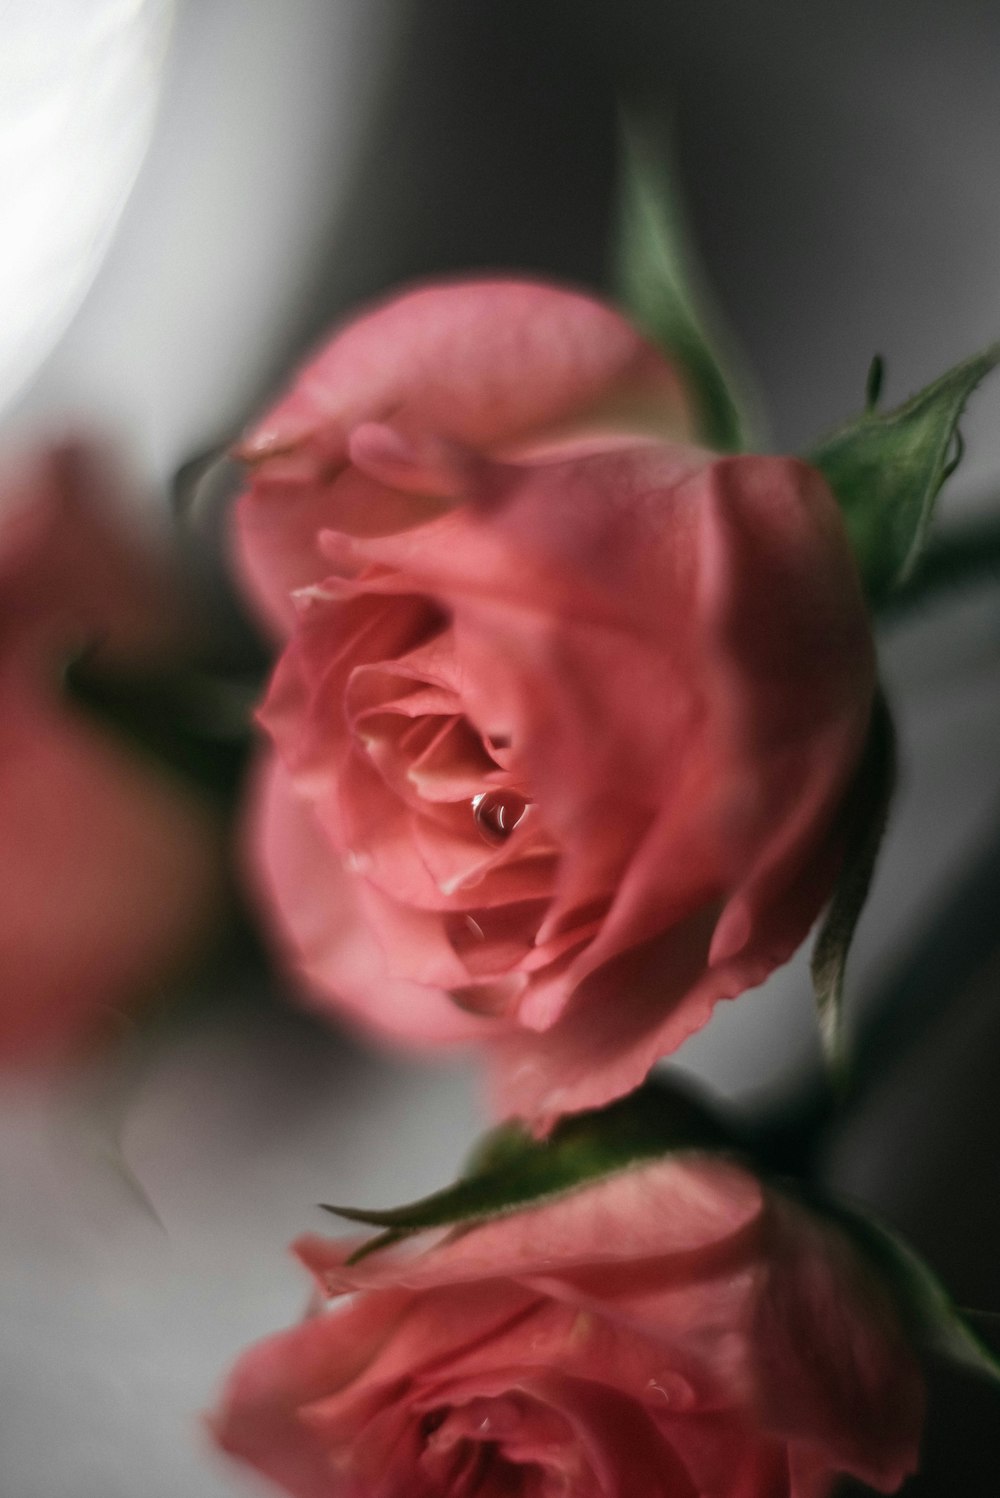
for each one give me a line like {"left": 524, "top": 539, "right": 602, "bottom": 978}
{"left": 472, "top": 789, "right": 530, "bottom": 845}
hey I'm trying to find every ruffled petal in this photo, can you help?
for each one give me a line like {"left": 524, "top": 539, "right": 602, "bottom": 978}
{"left": 235, "top": 278, "right": 695, "bottom": 631}
{"left": 248, "top": 758, "right": 480, "bottom": 1045}
{"left": 296, "top": 1154, "right": 763, "bottom": 1297}
{"left": 750, "top": 1194, "right": 923, "bottom": 1493}
{"left": 210, "top": 1287, "right": 415, "bottom": 1498}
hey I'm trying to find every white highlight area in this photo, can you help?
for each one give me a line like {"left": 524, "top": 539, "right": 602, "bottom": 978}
{"left": 0, "top": 0, "right": 173, "bottom": 414}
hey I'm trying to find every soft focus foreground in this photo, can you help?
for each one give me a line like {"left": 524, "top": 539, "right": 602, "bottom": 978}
{"left": 213, "top": 1153, "right": 922, "bottom": 1498}
{"left": 0, "top": 443, "right": 226, "bottom": 1063}
{"left": 236, "top": 279, "right": 876, "bottom": 1126}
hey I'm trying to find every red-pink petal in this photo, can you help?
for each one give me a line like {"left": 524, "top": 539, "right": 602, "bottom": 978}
{"left": 0, "top": 667, "right": 223, "bottom": 1063}
{"left": 248, "top": 758, "right": 478, "bottom": 1044}
{"left": 296, "top": 1155, "right": 763, "bottom": 1298}
{"left": 234, "top": 279, "right": 695, "bottom": 630}
{"left": 750, "top": 1193, "right": 924, "bottom": 1492}
{"left": 210, "top": 1287, "right": 414, "bottom": 1498}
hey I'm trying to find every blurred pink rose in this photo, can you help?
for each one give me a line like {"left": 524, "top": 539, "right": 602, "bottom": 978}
{"left": 234, "top": 279, "right": 875, "bottom": 1123}
{"left": 0, "top": 443, "right": 225, "bottom": 1064}
{"left": 212, "top": 1155, "right": 922, "bottom": 1497}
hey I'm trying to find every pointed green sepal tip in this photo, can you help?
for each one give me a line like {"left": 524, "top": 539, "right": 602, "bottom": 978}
{"left": 613, "top": 112, "right": 756, "bottom": 454}
{"left": 319, "top": 1079, "right": 734, "bottom": 1260}
{"left": 807, "top": 343, "right": 1000, "bottom": 607}
{"left": 810, "top": 690, "right": 896, "bottom": 1082}
{"left": 864, "top": 354, "right": 885, "bottom": 412}
{"left": 835, "top": 1204, "right": 1000, "bottom": 1388}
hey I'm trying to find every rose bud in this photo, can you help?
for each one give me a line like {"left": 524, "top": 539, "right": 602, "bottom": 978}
{"left": 234, "top": 279, "right": 875, "bottom": 1124}
{"left": 211, "top": 1153, "right": 923, "bottom": 1497}
{"left": 0, "top": 442, "right": 226, "bottom": 1064}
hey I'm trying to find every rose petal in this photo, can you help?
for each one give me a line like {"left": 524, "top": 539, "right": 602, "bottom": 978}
{"left": 296, "top": 1155, "right": 763, "bottom": 1298}
{"left": 236, "top": 279, "right": 695, "bottom": 631}
{"left": 211, "top": 1287, "right": 415, "bottom": 1498}
{"left": 520, "top": 1373, "right": 699, "bottom": 1498}
{"left": 249, "top": 758, "right": 479, "bottom": 1044}
{"left": 750, "top": 1194, "right": 924, "bottom": 1492}
{"left": 0, "top": 440, "right": 186, "bottom": 664}
{"left": 0, "top": 665, "right": 223, "bottom": 1063}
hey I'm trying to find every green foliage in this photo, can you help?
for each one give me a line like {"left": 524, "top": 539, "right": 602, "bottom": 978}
{"left": 64, "top": 654, "right": 256, "bottom": 797}
{"left": 322, "top": 1081, "right": 731, "bottom": 1262}
{"left": 834, "top": 1203, "right": 1000, "bottom": 1388}
{"left": 808, "top": 345, "right": 1000, "bottom": 606}
{"left": 811, "top": 691, "right": 896, "bottom": 1080}
{"left": 324, "top": 1084, "right": 1000, "bottom": 1391}
{"left": 613, "top": 115, "right": 754, "bottom": 453}
{"left": 882, "top": 511, "right": 1000, "bottom": 617}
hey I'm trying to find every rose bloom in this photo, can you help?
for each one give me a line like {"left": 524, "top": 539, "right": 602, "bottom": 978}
{"left": 235, "top": 279, "right": 875, "bottom": 1123}
{"left": 0, "top": 442, "right": 225, "bottom": 1063}
{"left": 212, "top": 1154, "right": 922, "bottom": 1497}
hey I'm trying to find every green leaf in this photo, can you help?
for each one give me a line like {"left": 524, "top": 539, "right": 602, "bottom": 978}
{"left": 322, "top": 1081, "right": 733, "bottom": 1263}
{"left": 835, "top": 1205, "right": 1000, "bottom": 1387}
{"left": 64, "top": 654, "right": 256, "bottom": 797}
{"left": 613, "top": 114, "right": 756, "bottom": 453}
{"left": 811, "top": 690, "right": 896, "bottom": 1081}
{"left": 807, "top": 344, "right": 1000, "bottom": 606}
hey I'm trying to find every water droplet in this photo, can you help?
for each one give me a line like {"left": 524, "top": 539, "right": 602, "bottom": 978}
{"left": 647, "top": 1377, "right": 672, "bottom": 1403}
{"left": 291, "top": 582, "right": 337, "bottom": 610}
{"left": 472, "top": 790, "right": 529, "bottom": 845}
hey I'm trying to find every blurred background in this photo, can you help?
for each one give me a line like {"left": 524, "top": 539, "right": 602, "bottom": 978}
{"left": 1, "top": 1, "right": 999, "bottom": 1492}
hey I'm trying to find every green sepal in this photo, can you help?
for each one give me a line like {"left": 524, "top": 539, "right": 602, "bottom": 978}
{"left": 807, "top": 344, "right": 1000, "bottom": 606}
{"left": 811, "top": 690, "right": 896, "bottom": 1081}
{"left": 63, "top": 653, "right": 256, "bottom": 797}
{"left": 613, "top": 114, "right": 756, "bottom": 453}
{"left": 882, "top": 511, "right": 1000, "bottom": 617}
{"left": 322, "top": 1081, "right": 733, "bottom": 1264}
{"left": 832, "top": 1203, "right": 1000, "bottom": 1388}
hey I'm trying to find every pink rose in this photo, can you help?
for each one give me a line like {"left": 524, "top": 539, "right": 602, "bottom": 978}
{"left": 212, "top": 1155, "right": 923, "bottom": 1497}
{"left": 235, "top": 279, "right": 875, "bottom": 1123}
{"left": 0, "top": 443, "right": 225, "bottom": 1064}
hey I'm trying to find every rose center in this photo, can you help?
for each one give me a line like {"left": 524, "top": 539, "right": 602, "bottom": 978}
{"left": 472, "top": 790, "right": 530, "bottom": 846}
